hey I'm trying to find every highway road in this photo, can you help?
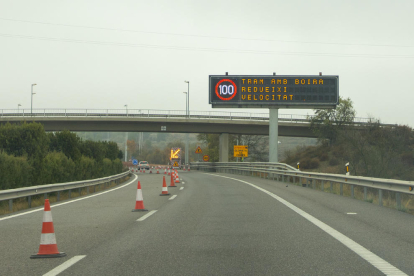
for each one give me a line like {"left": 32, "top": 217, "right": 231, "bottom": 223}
{"left": 1, "top": 171, "right": 413, "bottom": 275}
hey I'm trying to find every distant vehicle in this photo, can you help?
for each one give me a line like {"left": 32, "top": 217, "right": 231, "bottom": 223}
{"left": 138, "top": 161, "right": 150, "bottom": 170}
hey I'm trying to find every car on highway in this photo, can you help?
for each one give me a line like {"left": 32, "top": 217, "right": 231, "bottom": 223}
{"left": 138, "top": 161, "right": 150, "bottom": 170}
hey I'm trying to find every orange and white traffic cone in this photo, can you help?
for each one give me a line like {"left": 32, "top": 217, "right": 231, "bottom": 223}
{"left": 132, "top": 181, "right": 148, "bottom": 212}
{"left": 30, "top": 199, "right": 66, "bottom": 259}
{"left": 156, "top": 168, "right": 160, "bottom": 174}
{"left": 160, "top": 176, "right": 170, "bottom": 196}
{"left": 175, "top": 171, "right": 180, "bottom": 183}
{"left": 164, "top": 168, "right": 167, "bottom": 174}
{"left": 188, "top": 165, "right": 190, "bottom": 172}
{"left": 169, "top": 171, "right": 177, "bottom": 187}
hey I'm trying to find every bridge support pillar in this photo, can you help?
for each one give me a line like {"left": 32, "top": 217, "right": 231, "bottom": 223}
{"left": 219, "top": 133, "right": 229, "bottom": 162}
{"left": 269, "top": 108, "right": 279, "bottom": 162}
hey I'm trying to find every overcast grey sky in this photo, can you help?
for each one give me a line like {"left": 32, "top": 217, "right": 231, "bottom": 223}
{"left": 1, "top": 0, "right": 413, "bottom": 126}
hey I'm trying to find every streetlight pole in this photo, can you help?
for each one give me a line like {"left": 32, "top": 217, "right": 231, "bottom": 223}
{"left": 124, "top": 104, "right": 128, "bottom": 162}
{"left": 184, "top": 81, "right": 189, "bottom": 117}
{"left": 31, "top": 84, "right": 36, "bottom": 115}
{"left": 183, "top": 92, "right": 188, "bottom": 116}
{"left": 184, "top": 81, "right": 190, "bottom": 167}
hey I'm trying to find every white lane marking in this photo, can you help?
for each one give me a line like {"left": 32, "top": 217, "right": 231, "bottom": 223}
{"left": 347, "top": 212, "right": 357, "bottom": 215}
{"left": 206, "top": 173, "right": 408, "bottom": 276}
{"left": 169, "top": 195, "right": 177, "bottom": 200}
{"left": 0, "top": 175, "right": 138, "bottom": 222}
{"left": 180, "top": 187, "right": 184, "bottom": 190}
{"left": 182, "top": 182, "right": 185, "bottom": 185}
{"left": 137, "top": 210, "right": 157, "bottom": 222}
{"left": 43, "top": 255, "right": 86, "bottom": 276}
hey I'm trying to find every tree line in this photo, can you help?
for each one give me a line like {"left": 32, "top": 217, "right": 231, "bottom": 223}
{"left": 0, "top": 122, "right": 124, "bottom": 190}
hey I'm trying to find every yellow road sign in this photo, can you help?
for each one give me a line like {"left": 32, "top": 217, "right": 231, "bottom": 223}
{"left": 173, "top": 161, "right": 179, "bottom": 167}
{"left": 170, "top": 148, "right": 181, "bottom": 160}
{"left": 195, "top": 146, "right": 202, "bottom": 154}
{"left": 234, "top": 145, "right": 248, "bottom": 157}
{"left": 203, "top": 155, "right": 210, "bottom": 162}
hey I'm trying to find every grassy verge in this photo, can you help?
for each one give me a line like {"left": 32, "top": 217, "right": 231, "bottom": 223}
{"left": 0, "top": 175, "right": 131, "bottom": 216}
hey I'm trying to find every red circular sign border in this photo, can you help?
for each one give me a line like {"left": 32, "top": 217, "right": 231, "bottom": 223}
{"left": 203, "top": 155, "right": 210, "bottom": 162}
{"left": 215, "top": 79, "right": 237, "bottom": 101}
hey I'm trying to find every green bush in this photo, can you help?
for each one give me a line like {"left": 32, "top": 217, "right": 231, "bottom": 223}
{"left": 329, "top": 157, "right": 339, "bottom": 166}
{"left": 0, "top": 152, "right": 32, "bottom": 189}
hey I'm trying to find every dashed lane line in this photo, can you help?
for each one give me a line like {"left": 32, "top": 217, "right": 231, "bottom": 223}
{"left": 137, "top": 210, "right": 158, "bottom": 222}
{"left": 43, "top": 255, "right": 86, "bottom": 276}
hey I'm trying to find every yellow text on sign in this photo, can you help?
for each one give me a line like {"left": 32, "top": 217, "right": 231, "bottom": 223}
{"left": 170, "top": 149, "right": 181, "bottom": 160}
{"left": 234, "top": 145, "right": 248, "bottom": 157}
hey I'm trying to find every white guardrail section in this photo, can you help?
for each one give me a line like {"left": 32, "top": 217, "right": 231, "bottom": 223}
{"left": 191, "top": 162, "right": 414, "bottom": 210}
{"left": 0, "top": 171, "right": 130, "bottom": 212}
{"left": 0, "top": 108, "right": 390, "bottom": 125}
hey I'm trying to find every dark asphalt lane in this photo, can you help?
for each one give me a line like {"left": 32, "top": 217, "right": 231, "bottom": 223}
{"left": 1, "top": 171, "right": 412, "bottom": 275}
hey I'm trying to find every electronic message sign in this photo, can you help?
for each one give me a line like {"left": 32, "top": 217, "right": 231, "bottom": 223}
{"left": 209, "top": 75, "right": 339, "bottom": 109}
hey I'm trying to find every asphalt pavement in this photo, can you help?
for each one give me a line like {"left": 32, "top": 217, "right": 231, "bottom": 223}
{"left": 1, "top": 170, "right": 413, "bottom": 275}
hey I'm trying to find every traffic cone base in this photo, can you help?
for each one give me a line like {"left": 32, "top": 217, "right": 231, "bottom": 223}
{"left": 160, "top": 193, "right": 171, "bottom": 196}
{"left": 31, "top": 252, "right": 67, "bottom": 259}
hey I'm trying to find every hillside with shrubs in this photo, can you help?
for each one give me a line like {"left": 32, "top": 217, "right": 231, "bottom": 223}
{"left": 0, "top": 122, "right": 124, "bottom": 190}
{"left": 283, "top": 97, "right": 414, "bottom": 181}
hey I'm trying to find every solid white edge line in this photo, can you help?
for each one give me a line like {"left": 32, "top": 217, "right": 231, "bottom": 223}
{"left": 169, "top": 195, "right": 177, "bottom": 200}
{"left": 43, "top": 255, "right": 86, "bottom": 276}
{"left": 205, "top": 173, "right": 408, "bottom": 276}
{"left": 136, "top": 210, "right": 158, "bottom": 221}
{"left": 0, "top": 175, "right": 138, "bottom": 222}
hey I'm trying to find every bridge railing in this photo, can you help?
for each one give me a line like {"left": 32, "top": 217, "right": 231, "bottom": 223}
{"left": 0, "top": 108, "right": 379, "bottom": 125}
{"left": 190, "top": 162, "right": 414, "bottom": 211}
{"left": 0, "top": 171, "right": 130, "bottom": 212}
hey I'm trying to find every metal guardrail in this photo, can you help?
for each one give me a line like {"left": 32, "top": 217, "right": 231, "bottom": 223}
{"left": 191, "top": 162, "right": 414, "bottom": 209}
{"left": 0, "top": 171, "right": 130, "bottom": 212}
{"left": 0, "top": 108, "right": 388, "bottom": 125}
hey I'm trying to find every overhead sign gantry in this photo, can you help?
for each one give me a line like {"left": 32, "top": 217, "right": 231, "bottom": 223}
{"left": 209, "top": 75, "right": 339, "bottom": 109}
{"left": 209, "top": 74, "right": 339, "bottom": 162}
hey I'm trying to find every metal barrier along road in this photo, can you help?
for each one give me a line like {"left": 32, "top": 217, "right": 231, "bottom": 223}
{"left": 0, "top": 171, "right": 130, "bottom": 212}
{"left": 191, "top": 162, "right": 414, "bottom": 210}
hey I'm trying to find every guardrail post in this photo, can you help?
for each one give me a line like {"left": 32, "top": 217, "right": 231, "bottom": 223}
{"left": 44, "top": 193, "right": 47, "bottom": 200}
{"left": 311, "top": 179, "right": 315, "bottom": 189}
{"left": 364, "top": 187, "right": 367, "bottom": 200}
{"left": 396, "top": 192, "right": 401, "bottom": 210}
{"left": 340, "top": 183, "right": 343, "bottom": 196}
{"left": 330, "top": 181, "right": 333, "bottom": 193}
{"left": 9, "top": 199, "right": 13, "bottom": 212}
{"left": 351, "top": 185, "right": 354, "bottom": 198}
{"left": 321, "top": 180, "right": 325, "bottom": 191}
{"left": 78, "top": 188, "right": 81, "bottom": 196}
{"left": 57, "top": 192, "right": 60, "bottom": 201}
{"left": 28, "top": 196, "right": 31, "bottom": 208}
{"left": 68, "top": 189, "right": 71, "bottom": 198}
{"left": 379, "top": 189, "right": 383, "bottom": 206}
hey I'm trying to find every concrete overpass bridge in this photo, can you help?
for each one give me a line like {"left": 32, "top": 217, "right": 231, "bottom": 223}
{"left": 0, "top": 108, "right": 390, "bottom": 162}
{"left": 0, "top": 108, "right": 378, "bottom": 136}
